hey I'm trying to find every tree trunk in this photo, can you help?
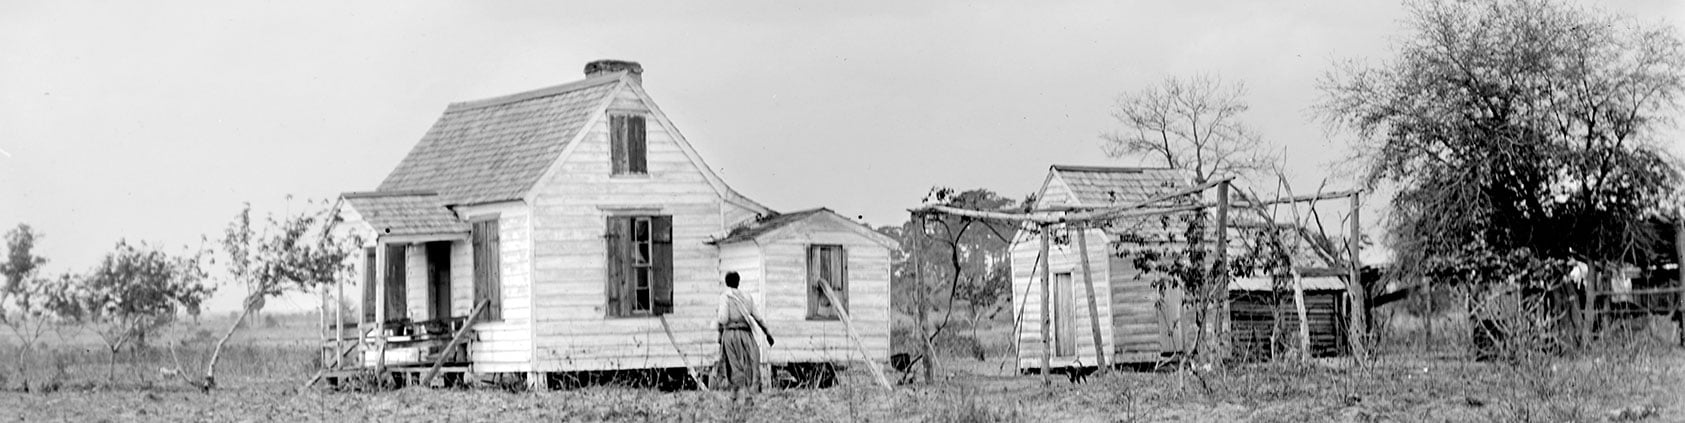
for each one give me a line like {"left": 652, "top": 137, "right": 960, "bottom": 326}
{"left": 1291, "top": 269, "right": 1311, "bottom": 361}
{"left": 202, "top": 301, "right": 257, "bottom": 391}
{"left": 913, "top": 214, "right": 935, "bottom": 383}
{"left": 107, "top": 345, "right": 119, "bottom": 384}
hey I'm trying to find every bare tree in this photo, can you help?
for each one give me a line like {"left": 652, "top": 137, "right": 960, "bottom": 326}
{"left": 1102, "top": 74, "right": 1275, "bottom": 183}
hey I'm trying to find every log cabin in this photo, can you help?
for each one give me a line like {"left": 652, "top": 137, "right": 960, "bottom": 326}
{"left": 322, "top": 60, "right": 895, "bottom": 387}
{"left": 1008, "top": 165, "right": 1349, "bottom": 372}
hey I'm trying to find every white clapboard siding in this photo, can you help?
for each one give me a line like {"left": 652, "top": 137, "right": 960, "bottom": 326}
{"left": 752, "top": 217, "right": 893, "bottom": 364}
{"left": 458, "top": 205, "right": 534, "bottom": 372}
{"left": 524, "top": 88, "right": 741, "bottom": 372}
{"left": 1009, "top": 226, "right": 1116, "bottom": 369}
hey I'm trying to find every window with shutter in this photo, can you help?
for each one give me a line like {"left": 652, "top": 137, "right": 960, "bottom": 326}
{"left": 605, "top": 215, "right": 672, "bottom": 317}
{"left": 472, "top": 218, "right": 502, "bottom": 321}
{"left": 807, "top": 244, "right": 848, "bottom": 320}
{"left": 610, "top": 115, "right": 648, "bottom": 175}
{"left": 384, "top": 244, "right": 407, "bottom": 322}
{"left": 361, "top": 247, "right": 376, "bottom": 323}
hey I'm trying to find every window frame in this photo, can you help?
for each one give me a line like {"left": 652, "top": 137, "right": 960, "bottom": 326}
{"left": 806, "top": 244, "right": 848, "bottom": 320}
{"left": 609, "top": 114, "right": 648, "bottom": 176}
{"left": 605, "top": 214, "right": 672, "bottom": 318}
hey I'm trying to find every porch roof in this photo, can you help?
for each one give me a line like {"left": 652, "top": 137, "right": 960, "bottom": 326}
{"left": 341, "top": 191, "right": 469, "bottom": 236}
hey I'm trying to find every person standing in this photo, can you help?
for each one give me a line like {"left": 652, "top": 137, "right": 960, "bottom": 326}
{"left": 715, "top": 271, "right": 773, "bottom": 402}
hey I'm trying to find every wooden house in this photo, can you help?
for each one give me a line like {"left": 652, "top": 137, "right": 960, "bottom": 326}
{"left": 1009, "top": 165, "right": 1199, "bottom": 370}
{"left": 325, "top": 60, "right": 893, "bottom": 385}
{"left": 1008, "top": 165, "right": 1349, "bottom": 371}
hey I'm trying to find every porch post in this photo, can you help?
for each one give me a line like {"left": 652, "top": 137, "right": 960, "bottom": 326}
{"left": 373, "top": 239, "right": 388, "bottom": 371}
{"left": 335, "top": 256, "right": 346, "bottom": 369}
{"left": 1038, "top": 223, "right": 1052, "bottom": 387}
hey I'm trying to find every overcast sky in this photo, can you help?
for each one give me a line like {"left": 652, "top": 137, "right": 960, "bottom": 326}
{"left": 4, "top": 1, "right": 1682, "bottom": 313}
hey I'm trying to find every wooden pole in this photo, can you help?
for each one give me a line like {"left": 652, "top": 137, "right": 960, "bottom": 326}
{"left": 1675, "top": 220, "right": 1684, "bottom": 346}
{"left": 1347, "top": 192, "right": 1368, "bottom": 360}
{"left": 1290, "top": 268, "right": 1311, "bottom": 361}
{"left": 1037, "top": 224, "right": 1053, "bottom": 387}
{"left": 1213, "top": 181, "right": 1231, "bottom": 363}
{"left": 373, "top": 243, "right": 388, "bottom": 378}
{"left": 818, "top": 281, "right": 893, "bottom": 389}
{"left": 336, "top": 263, "right": 346, "bottom": 369}
{"left": 1425, "top": 278, "right": 1434, "bottom": 351}
{"left": 656, "top": 315, "right": 711, "bottom": 392}
{"left": 1074, "top": 224, "right": 1106, "bottom": 372}
{"left": 319, "top": 286, "right": 329, "bottom": 366}
{"left": 420, "top": 300, "right": 488, "bottom": 387}
{"left": 912, "top": 213, "right": 935, "bottom": 384}
{"left": 1581, "top": 264, "right": 1597, "bottom": 347}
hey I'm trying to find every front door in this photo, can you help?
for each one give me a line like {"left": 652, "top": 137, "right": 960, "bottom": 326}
{"left": 427, "top": 242, "right": 451, "bottom": 320}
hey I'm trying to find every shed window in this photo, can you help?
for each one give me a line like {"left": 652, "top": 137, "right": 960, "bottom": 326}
{"left": 472, "top": 218, "right": 502, "bottom": 321}
{"left": 807, "top": 245, "right": 848, "bottom": 320}
{"left": 610, "top": 115, "right": 647, "bottom": 175}
{"left": 606, "top": 215, "right": 672, "bottom": 316}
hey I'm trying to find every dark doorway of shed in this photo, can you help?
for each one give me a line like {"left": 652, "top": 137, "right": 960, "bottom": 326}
{"left": 426, "top": 242, "right": 451, "bottom": 320}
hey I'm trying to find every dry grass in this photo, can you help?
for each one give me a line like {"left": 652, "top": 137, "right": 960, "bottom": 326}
{"left": 3, "top": 311, "right": 1682, "bottom": 422}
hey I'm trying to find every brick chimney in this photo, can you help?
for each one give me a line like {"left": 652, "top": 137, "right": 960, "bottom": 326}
{"left": 585, "top": 60, "right": 643, "bottom": 85}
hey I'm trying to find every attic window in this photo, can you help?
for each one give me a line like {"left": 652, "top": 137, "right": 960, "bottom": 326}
{"left": 611, "top": 114, "right": 647, "bottom": 175}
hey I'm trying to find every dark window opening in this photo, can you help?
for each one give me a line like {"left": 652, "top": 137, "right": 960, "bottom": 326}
{"left": 606, "top": 215, "right": 672, "bottom": 317}
{"left": 610, "top": 115, "right": 648, "bottom": 175}
{"left": 807, "top": 244, "right": 848, "bottom": 320}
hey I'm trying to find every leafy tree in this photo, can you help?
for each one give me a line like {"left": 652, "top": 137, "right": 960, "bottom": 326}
{"left": 1101, "top": 74, "right": 1276, "bottom": 184}
{"left": 1318, "top": 0, "right": 1683, "bottom": 291}
{"left": 193, "top": 199, "right": 356, "bottom": 390}
{"left": 74, "top": 240, "right": 213, "bottom": 382}
{"left": 0, "top": 224, "right": 54, "bottom": 389}
{"left": 884, "top": 188, "right": 1020, "bottom": 379}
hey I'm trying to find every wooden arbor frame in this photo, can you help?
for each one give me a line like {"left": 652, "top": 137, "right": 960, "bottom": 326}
{"left": 906, "top": 178, "right": 1369, "bottom": 386}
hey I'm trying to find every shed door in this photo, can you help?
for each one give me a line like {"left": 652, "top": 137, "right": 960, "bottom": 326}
{"left": 1158, "top": 285, "right": 1187, "bottom": 353}
{"left": 1053, "top": 272, "right": 1076, "bottom": 357}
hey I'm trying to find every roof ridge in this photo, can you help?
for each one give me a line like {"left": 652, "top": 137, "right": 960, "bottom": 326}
{"left": 1051, "top": 164, "right": 1178, "bottom": 173}
{"left": 342, "top": 190, "right": 439, "bottom": 199}
{"left": 445, "top": 72, "right": 626, "bottom": 113}
{"left": 770, "top": 207, "right": 830, "bottom": 217}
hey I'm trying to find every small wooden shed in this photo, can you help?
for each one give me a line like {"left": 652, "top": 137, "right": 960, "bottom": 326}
{"left": 1228, "top": 275, "right": 1350, "bottom": 361}
{"left": 1009, "top": 165, "right": 1202, "bottom": 369}
{"left": 1007, "top": 165, "right": 1353, "bottom": 371}
{"left": 710, "top": 208, "right": 898, "bottom": 365}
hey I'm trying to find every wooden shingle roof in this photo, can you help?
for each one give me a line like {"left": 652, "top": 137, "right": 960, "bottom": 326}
{"left": 341, "top": 191, "right": 469, "bottom": 236}
{"left": 1050, "top": 165, "right": 1192, "bottom": 207}
{"left": 377, "top": 73, "right": 625, "bottom": 206}
{"left": 711, "top": 208, "right": 830, "bottom": 244}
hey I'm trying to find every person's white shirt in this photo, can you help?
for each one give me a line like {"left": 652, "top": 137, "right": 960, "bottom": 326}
{"left": 715, "top": 287, "right": 763, "bottom": 330}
